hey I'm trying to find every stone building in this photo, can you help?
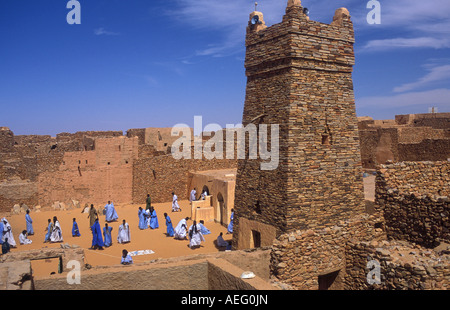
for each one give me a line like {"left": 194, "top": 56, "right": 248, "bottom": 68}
{"left": 233, "top": 0, "right": 365, "bottom": 250}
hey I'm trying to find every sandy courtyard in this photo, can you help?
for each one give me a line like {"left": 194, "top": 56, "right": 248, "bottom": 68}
{"left": 1, "top": 200, "right": 232, "bottom": 278}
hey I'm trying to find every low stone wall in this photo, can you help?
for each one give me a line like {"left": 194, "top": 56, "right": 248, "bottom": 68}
{"left": 32, "top": 248, "right": 274, "bottom": 290}
{"left": 376, "top": 161, "right": 450, "bottom": 248}
{"left": 344, "top": 239, "right": 450, "bottom": 290}
{"left": 270, "top": 214, "right": 386, "bottom": 290}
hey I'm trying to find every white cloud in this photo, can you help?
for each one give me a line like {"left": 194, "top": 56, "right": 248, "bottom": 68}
{"left": 393, "top": 64, "right": 450, "bottom": 93}
{"left": 94, "top": 27, "right": 120, "bottom": 36}
{"left": 357, "top": 88, "right": 450, "bottom": 108}
{"left": 362, "top": 37, "right": 450, "bottom": 51}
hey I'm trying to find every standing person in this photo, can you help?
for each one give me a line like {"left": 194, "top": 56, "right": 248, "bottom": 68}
{"left": 227, "top": 209, "right": 234, "bottom": 234}
{"left": 190, "top": 188, "right": 197, "bottom": 202}
{"left": 1, "top": 218, "right": 16, "bottom": 248}
{"left": 90, "top": 218, "right": 104, "bottom": 250}
{"left": 121, "top": 249, "right": 133, "bottom": 265}
{"left": 164, "top": 213, "right": 174, "bottom": 237}
{"left": 145, "top": 208, "right": 151, "bottom": 228}
{"left": 149, "top": 206, "right": 159, "bottom": 229}
{"left": 25, "top": 210, "right": 34, "bottom": 235}
{"left": 138, "top": 207, "right": 147, "bottom": 230}
{"left": 19, "top": 230, "right": 32, "bottom": 245}
{"left": 104, "top": 201, "right": 119, "bottom": 222}
{"left": 103, "top": 223, "right": 113, "bottom": 247}
{"left": 201, "top": 189, "right": 208, "bottom": 200}
{"left": 88, "top": 204, "right": 98, "bottom": 228}
{"left": 172, "top": 192, "right": 181, "bottom": 212}
{"left": 174, "top": 217, "right": 189, "bottom": 240}
{"left": 0, "top": 220, "right": 4, "bottom": 245}
{"left": 188, "top": 220, "right": 205, "bottom": 249}
{"left": 44, "top": 219, "right": 52, "bottom": 243}
{"left": 117, "top": 219, "right": 131, "bottom": 244}
{"left": 72, "top": 218, "right": 81, "bottom": 237}
{"left": 50, "top": 216, "right": 63, "bottom": 243}
{"left": 145, "top": 194, "right": 152, "bottom": 211}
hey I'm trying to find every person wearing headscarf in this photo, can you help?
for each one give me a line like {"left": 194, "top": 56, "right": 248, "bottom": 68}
{"left": 174, "top": 217, "right": 189, "bottom": 240}
{"left": 188, "top": 220, "right": 205, "bottom": 249}
{"left": 2, "top": 218, "right": 16, "bottom": 247}
{"left": 172, "top": 192, "right": 181, "bottom": 212}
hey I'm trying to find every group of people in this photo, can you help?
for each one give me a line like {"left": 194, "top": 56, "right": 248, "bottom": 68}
{"left": 1, "top": 193, "right": 234, "bottom": 262}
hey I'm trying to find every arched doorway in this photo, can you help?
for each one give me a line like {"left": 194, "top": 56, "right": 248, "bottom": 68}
{"left": 217, "top": 192, "right": 226, "bottom": 226}
{"left": 202, "top": 185, "right": 210, "bottom": 196}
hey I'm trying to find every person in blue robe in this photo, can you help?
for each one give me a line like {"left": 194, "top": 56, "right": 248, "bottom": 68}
{"left": 121, "top": 249, "right": 133, "bottom": 265}
{"left": 164, "top": 213, "right": 174, "bottom": 237}
{"left": 138, "top": 207, "right": 147, "bottom": 230}
{"left": 199, "top": 220, "right": 211, "bottom": 235}
{"left": 227, "top": 209, "right": 234, "bottom": 234}
{"left": 149, "top": 206, "right": 159, "bottom": 229}
{"left": 44, "top": 219, "right": 52, "bottom": 243}
{"left": 103, "top": 223, "right": 113, "bottom": 247}
{"left": 90, "top": 219, "right": 104, "bottom": 250}
{"left": 0, "top": 221, "right": 4, "bottom": 245}
{"left": 25, "top": 210, "right": 34, "bottom": 235}
{"left": 72, "top": 218, "right": 81, "bottom": 237}
{"left": 104, "top": 201, "right": 119, "bottom": 222}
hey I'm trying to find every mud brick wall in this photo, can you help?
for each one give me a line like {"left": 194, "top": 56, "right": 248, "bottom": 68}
{"left": 270, "top": 214, "right": 385, "bottom": 290}
{"left": 233, "top": 4, "right": 365, "bottom": 251}
{"left": 132, "top": 152, "right": 237, "bottom": 204}
{"left": 375, "top": 161, "right": 450, "bottom": 248}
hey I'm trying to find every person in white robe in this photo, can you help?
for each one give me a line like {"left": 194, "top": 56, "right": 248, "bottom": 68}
{"left": 201, "top": 190, "right": 208, "bottom": 200}
{"left": 19, "top": 230, "right": 32, "bottom": 245}
{"left": 117, "top": 220, "right": 131, "bottom": 244}
{"left": 174, "top": 217, "right": 189, "bottom": 240}
{"left": 172, "top": 192, "right": 181, "bottom": 212}
{"left": 104, "top": 201, "right": 119, "bottom": 222}
{"left": 50, "top": 217, "right": 63, "bottom": 243}
{"left": 188, "top": 220, "right": 205, "bottom": 249}
{"left": 2, "top": 218, "right": 17, "bottom": 247}
{"left": 189, "top": 188, "right": 197, "bottom": 202}
{"left": 145, "top": 208, "right": 151, "bottom": 228}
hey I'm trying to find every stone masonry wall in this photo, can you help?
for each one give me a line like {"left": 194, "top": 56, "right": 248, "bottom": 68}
{"left": 375, "top": 161, "right": 450, "bottom": 248}
{"left": 270, "top": 213, "right": 386, "bottom": 290}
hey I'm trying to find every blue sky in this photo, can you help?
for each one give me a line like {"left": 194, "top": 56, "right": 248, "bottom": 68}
{"left": 0, "top": 0, "right": 449, "bottom": 136}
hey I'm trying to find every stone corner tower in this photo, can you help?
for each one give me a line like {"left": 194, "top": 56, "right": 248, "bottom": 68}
{"left": 232, "top": 0, "right": 365, "bottom": 250}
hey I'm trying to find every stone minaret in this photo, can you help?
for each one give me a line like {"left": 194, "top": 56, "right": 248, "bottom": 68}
{"left": 232, "top": 1, "right": 365, "bottom": 249}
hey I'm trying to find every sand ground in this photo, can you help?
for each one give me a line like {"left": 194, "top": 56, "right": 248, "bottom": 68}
{"left": 1, "top": 200, "right": 231, "bottom": 278}
{"left": 1, "top": 175, "right": 375, "bottom": 279}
